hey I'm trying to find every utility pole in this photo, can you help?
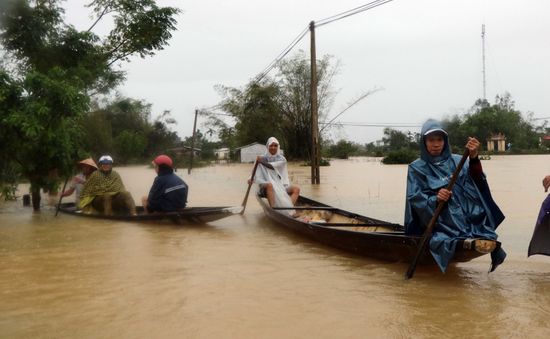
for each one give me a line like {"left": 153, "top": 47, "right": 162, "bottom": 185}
{"left": 188, "top": 108, "right": 199, "bottom": 174}
{"left": 481, "top": 24, "right": 487, "bottom": 101}
{"left": 309, "top": 21, "right": 320, "bottom": 184}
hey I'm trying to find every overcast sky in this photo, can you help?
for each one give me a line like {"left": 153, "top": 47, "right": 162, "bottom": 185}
{"left": 64, "top": 0, "right": 550, "bottom": 144}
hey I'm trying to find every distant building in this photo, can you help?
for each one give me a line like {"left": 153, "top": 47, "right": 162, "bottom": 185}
{"left": 167, "top": 145, "right": 201, "bottom": 156}
{"left": 214, "top": 147, "right": 230, "bottom": 160}
{"left": 235, "top": 142, "right": 266, "bottom": 163}
{"left": 236, "top": 142, "right": 286, "bottom": 163}
{"left": 486, "top": 133, "right": 506, "bottom": 152}
{"left": 540, "top": 135, "right": 550, "bottom": 149}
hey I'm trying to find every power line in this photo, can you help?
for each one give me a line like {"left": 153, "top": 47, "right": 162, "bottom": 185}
{"left": 254, "top": 26, "right": 309, "bottom": 83}
{"left": 321, "top": 121, "right": 421, "bottom": 127}
{"left": 315, "top": 0, "right": 395, "bottom": 28}
{"left": 253, "top": 0, "right": 396, "bottom": 82}
{"left": 320, "top": 88, "right": 383, "bottom": 132}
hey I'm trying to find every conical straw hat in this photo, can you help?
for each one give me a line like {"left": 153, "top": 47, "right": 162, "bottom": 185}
{"left": 78, "top": 158, "right": 98, "bottom": 169}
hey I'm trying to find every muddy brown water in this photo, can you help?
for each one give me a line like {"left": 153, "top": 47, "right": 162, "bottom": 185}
{"left": 1, "top": 155, "right": 550, "bottom": 338}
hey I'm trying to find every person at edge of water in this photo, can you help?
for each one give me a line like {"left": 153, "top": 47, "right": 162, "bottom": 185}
{"left": 404, "top": 119, "right": 506, "bottom": 273}
{"left": 78, "top": 155, "right": 137, "bottom": 216}
{"left": 248, "top": 137, "right": 300, "bottom": 207}
{"left": 60, "top": 158, "right": 98, "bottom": 206}
{"left": 141, "top": 154, "right": 188, "bottom": 213}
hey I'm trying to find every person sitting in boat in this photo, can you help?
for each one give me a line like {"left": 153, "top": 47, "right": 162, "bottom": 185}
{"left": 404, "top": 119, "right": 506, "bottom": 273}
{"left": 141, "top": 154, "right": 188, "bottom": 213}
{"left": 60, "top": 158, "right": 98, "bottom": 206}
{"left": 248, "top": 137, "right": 300, "bottom": 207}
{"left": 78, "top": 155, "right": 137, "bottom": 216}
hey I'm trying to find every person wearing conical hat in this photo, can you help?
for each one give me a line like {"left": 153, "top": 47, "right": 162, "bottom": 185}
{"left": 61, "top": 158, "right": 98, "bottom": 206}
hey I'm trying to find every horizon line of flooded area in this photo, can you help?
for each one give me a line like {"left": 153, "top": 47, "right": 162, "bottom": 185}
{"left": 2, "top": 155, "right": 550, "bottom": 338}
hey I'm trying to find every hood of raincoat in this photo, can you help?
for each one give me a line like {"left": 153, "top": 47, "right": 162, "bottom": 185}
{"left": 420, "top": 119, "right": 451, "bottom": 164}
{"left": 254, "top": 136, "right": 289, "bottom": 187}
{"left": 265, "top": 137, "right": 281, "bottom": 154}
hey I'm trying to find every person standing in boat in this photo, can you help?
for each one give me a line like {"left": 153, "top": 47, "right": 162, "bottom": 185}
{"left": 141, "top": 154, "right": 188, "bottom": 213}
{"left": 404, "top": 119, "right": 506, "bottom": 273}
{"left": 249, "top": 137, "right": 300, "bottom": 207}
{"left": 78, "top": 155, "right": 137, "bottom": 216}
{"left": 60, "top": 158, "right": 98, "bottom": 206}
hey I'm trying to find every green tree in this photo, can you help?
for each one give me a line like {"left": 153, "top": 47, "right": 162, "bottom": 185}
{"left": 80, "top": 108, "right": 114, "bottom": 157}
{"left": 327, "top": 139, "right": 359, "bottom": 159}
{"left": 82, "top": 98, "right": 180, "bottom": 162}
{"left": 443, "top": 93, "right": 539, "bottom": 152}
{"left": 146, "top": 110, "right": 180, "bottom": 156}
{"left": 216, "top": 82, "right": 282, "bottom": 147}
{"left": 216, "top": 51, "right": 338, "bottom": 160}
{"left": 381, "top": 128, "right": 417, "bottom": 151}
{"left": 0, "top": 0, "right": 179, "bottom": 209}
{"left": 275, "top": 51, "right": 337, "bottom": 159}
{"left": 382, "top": 149, "right": 418, "bottom": 164}
{"left": 113, "top": 130, "right": 147, "bottom": 163}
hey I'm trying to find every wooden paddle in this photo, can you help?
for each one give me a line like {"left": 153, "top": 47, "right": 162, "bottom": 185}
{"left": 404, "top": 149, "right": 470, "bottom": 280}
{"left": 240, "top": 159, "right": 261, "bottom": 215}
{"left": 55, "top": 177, "right": 70, "bottom": 217}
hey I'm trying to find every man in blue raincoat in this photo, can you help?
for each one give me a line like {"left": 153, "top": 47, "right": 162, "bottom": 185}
{"left": 404, "top": 119, "right": 506, "bottom": 272}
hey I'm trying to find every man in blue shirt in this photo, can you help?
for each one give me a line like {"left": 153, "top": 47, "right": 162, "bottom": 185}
{"left": 142, "top": 155, "right": 188, "bottom": 213}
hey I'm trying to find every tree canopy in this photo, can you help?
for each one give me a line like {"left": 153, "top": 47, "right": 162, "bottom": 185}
{"left": 442, "top": 93, "right": 539, "bottom": 152}
{"left": 211, "top": 51, "right": 338, "bottom": 160}
{"left": 0, "top": 0, "right": 179, "bottom": 208}
{"left": 81, "top": 97, "right": 180, "bottom": 164}
{"left": 359, "top": 93, "right": 543, "bottom": 164}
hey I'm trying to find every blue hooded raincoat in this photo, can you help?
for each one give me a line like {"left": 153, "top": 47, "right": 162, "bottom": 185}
{"left": 404, "top": 119, "right": 505, "bottom": 272}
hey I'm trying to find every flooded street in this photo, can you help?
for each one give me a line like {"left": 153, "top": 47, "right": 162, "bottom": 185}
{"left": 2, "top": 155, "right": 550, "bottom": 338}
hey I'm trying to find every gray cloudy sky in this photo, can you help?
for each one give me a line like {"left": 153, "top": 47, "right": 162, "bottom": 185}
{"left": 65, "top": 0, "right": 550, "bottom": 144}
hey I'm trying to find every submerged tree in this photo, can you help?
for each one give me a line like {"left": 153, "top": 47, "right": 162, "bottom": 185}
{"left": 0, "top": 0, "right": 179, "bottom": 209}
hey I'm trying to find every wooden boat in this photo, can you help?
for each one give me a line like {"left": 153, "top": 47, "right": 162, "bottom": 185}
{"left": 58, "top": 202, "right": 242, "bottom": 224}
{"left": 257, "top": 195, "right": 502, "bottom": 265}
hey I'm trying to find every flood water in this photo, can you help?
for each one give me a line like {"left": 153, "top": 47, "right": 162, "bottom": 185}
{"left": 2, "top": 155, "right": 550, "bottom": 338}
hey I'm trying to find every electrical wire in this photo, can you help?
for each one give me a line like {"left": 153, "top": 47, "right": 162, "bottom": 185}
{"left": 315, "top": 0, "right": 395, "bottom": 28}
{"left": 320, "top": 121, "right": 421, "bottom": 127}
{"left": 253, "top": 26, "right": 309, "bottom": 83}
{"left": 252, "top": 0, "right": 395, "bottom": 82}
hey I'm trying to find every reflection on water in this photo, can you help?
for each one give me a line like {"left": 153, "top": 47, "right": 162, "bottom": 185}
{"left": 2, "top": 155, "right": 550, "bottom": 338}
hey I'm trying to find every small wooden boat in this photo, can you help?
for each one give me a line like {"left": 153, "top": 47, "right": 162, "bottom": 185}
{"left": 257, "top": 195, "right": 502, "bottom": 265}
{"left": 58, "top": 202, "right": 242, "bottom": 224}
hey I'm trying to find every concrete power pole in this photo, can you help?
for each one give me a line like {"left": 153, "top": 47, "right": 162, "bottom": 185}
{"left": 309, "top": 21, "right": 320, "bottom": 184}
{"left": 188, "top": 108, "right": 199, "bottom": 174}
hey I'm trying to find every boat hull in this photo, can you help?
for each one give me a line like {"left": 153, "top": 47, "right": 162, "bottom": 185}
{"left": 257, "top": 195, "right": 498, "bottom": 265}
{"left": 58, "top": 202, "right": 241, "bottom": 224}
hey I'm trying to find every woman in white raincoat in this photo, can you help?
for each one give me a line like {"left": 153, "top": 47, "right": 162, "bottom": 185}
{"left": 248, "top": 137, "right": 300, "bottom": 207}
